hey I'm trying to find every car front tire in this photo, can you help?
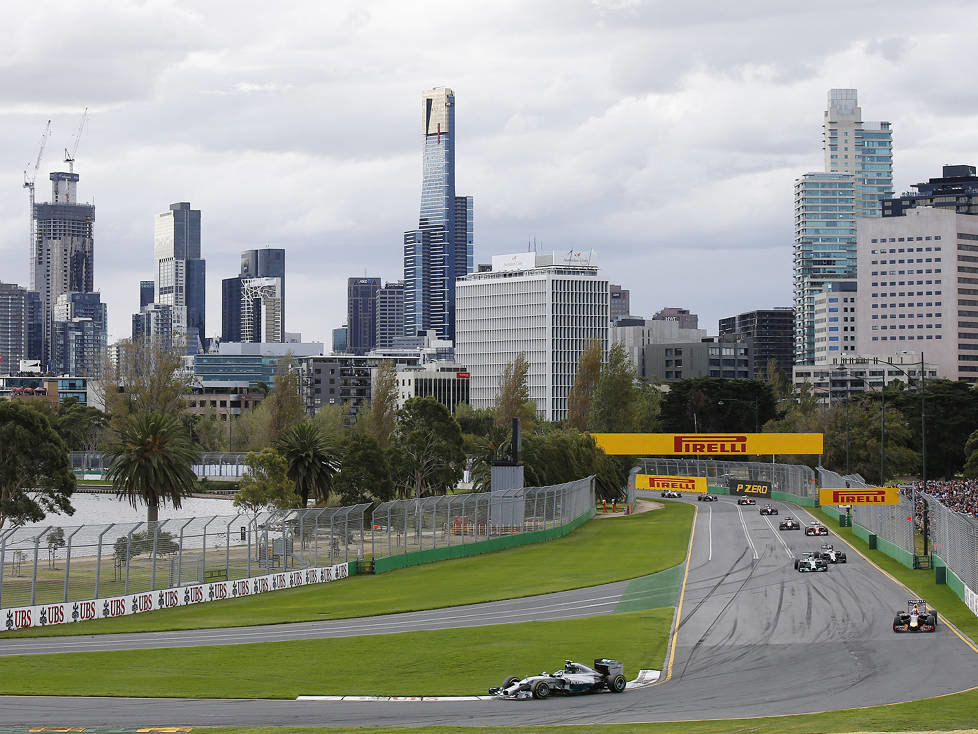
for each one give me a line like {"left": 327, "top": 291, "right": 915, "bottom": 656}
{"left": 502, "top": 675, "right": 520, "bottom": 689}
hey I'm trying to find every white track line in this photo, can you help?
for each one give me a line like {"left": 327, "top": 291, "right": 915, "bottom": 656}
{"left": 761, "top": 514, "right": 794, "bottom": 558}
{"left": 736, "top": 504, "right": 759, "bottom": 560}
{"left": 707, "top": 504, "right": 713, "bottom": 561}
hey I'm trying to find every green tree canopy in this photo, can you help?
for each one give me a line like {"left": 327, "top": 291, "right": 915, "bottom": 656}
{"left": 658, "top": 378, "right": 777, "bottom": 434}
{"left": 233, "top": 448, "right": 298, "bottom": 515}
{"left": 567, "top": 339, "right": 603, "bottom": 431}
{"left": 366, "top": 359, "right": 398, "bottom": 450}
{"left": 0, "top": 401, "right": 75, "bottom": 531}
{"left": 589, "top": 342, "right": 637, "bottom": 432}
{"left": 494, "top": 353, "right": 536, "bottom": 428}
{"left": 277, "top": 420, "right": 337, "bottom": 506}
{"left": 391, "top": 397, "right": 465, "bottom": 498}
{"left": 454, "top": 402, "right": 496, "bottom": 439}
{"left": 50, "top": 397, "right": 107, "bottom": 451}
{"left": 105, "top": 411, "right": 199, "bottom": 523}
{"left": 333, "top": 435, "right": 395, "bottom": 505}
{"left": 521, "top": 430, "right": 627, "bottom": 501}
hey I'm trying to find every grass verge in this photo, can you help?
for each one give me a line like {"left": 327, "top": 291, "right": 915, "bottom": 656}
{"left": 809, "top": 507, "right": 978, "bottom": 644}
{"left": 0, "top": 608, "right": 672, "bottom": 698}
{"left": 2, "top": 502, "right": 693, "bottom": 638}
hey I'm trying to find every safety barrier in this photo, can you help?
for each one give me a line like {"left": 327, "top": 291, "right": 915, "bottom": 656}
{"left": 635, "top": 458, "right": 817, "bottom": 501}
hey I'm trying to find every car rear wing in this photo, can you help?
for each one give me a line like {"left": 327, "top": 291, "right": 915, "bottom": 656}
{"left": 593, "top": 658, "right": 624, "bottom": 677}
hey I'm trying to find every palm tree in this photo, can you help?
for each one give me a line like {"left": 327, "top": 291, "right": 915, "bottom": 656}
{"left": 105, "top": 412, "right": 199, "bottom": 523}
{"left": 278, "top": 420, "right": 337, "bottom": 506}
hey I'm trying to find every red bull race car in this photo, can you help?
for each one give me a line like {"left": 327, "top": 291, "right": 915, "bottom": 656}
{"left": 893, "top": 600, "right": 937, "bottom": 632}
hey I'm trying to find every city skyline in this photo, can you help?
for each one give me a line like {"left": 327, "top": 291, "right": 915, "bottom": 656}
{"left": 2, "top": 3, "right": 978, "bottom": 345}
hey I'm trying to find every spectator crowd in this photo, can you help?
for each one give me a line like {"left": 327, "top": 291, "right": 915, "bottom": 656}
{"left": 907, "top": 479, "right": 978, "bottom": 521}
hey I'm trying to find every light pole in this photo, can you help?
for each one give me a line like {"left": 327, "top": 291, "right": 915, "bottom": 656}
{"left": 834, "top": 366, "right": 885, "bottom": 483}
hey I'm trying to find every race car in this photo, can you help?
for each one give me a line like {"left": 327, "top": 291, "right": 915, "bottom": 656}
{"left": 820, "top": 543, "right": 847, "bottom": 563}
{"left": 779, "top": 517, "right": 800, "bottom": 530}
{"left": 793, "top": 551, "right": 828, "bottom": 572}
{"left": 759, "top": 504, "right": 779, "bottom": 515}
{"left": 489, "top": 659, "right": 628, "bottom": 699}
{"left": 893, "top": 600, "right": 938, "bottom": 632}
{"left": 660, "top": 490, "right": 682, "bottom": 498}
{"left": 736, "top": 497, "right": 757, "bottom": 506}
{"left": 696, "top": 494, "right": 718, "bottom": 502}
{"left": 805, "top": 521, "right": 829, "bottom": 536}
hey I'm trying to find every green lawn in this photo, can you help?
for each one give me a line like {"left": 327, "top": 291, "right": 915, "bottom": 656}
{"left": 0, "top": 608, "right": 673, "bottom": 699}
{"left": 2, "top": 502, "right": 693, "bottom": 637}
{"left": 810, "top": 507, "right": 978, "bottom": 644}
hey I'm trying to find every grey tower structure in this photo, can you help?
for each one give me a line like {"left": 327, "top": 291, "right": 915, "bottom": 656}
{"left": 403, "top": 87, "right": 474, "bottom": 341}
{"left": 31, "top": 171, "right": 95, "bottom": 368}
{"left": 221, "top": 247, "right": 286, "bottom": 343}
{"left": 0, "top": 283, "right": 33, "bottom": 372}
{"left": 155, "top": 202, "right": 205, "bottom": 352}
{"left": 376, "top": 281, "right": 406, "bottom": 349}
{"left": 51, "top": 291, "right": 107, "bottom": 377}
{"left": 347, "top": 277, "right": 381, "bottom": 355}
{"left": 140, "top": 280, "right": 155, "bottom": 309}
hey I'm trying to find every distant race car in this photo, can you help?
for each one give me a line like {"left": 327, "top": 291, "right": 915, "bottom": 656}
{"left": 759, "top": 504, "right": 779, "bottom": 515}
{"left": 696, "top": 494, "right": 718, "bottom": 502}
{"left": 794, "top": 551, "right": 829, "bottom": 572}
{"left": 893, "top": 600, "right": 937, "bottom": 633}
{"left": 489, "top": 659, "right": 628, "bottom": 700}
{"left": 660, "top": 490, "right": 682, "bottom": 498}
{"left": 736, "top": 497, "right": 757, "bottom": 506}
{"left": 820, "top": 543, "right": 847, "bottom": 563}
{"left": 779, "top": 517, "right": 800, "bottom": 530}
{"left": 805, "top": 521, "right": 830, "bottom": 536}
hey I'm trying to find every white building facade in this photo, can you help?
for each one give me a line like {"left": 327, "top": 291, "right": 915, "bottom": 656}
{"left": 455, "top": 251, "right": 608, "bottom": 422}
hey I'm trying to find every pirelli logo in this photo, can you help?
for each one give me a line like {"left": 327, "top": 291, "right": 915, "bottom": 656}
{"left": 636, "top": 474, "right": 707, "bottom": 493}
{"left": 819, "top": 487, "right": 900, "bottom": 505}
{"left": 673, "top": 435, "right": 747, "bottom": 454}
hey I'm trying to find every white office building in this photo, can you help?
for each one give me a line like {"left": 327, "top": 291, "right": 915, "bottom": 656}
{"left": 455, "top": 250, "right": 608, "bottom": 422}
{"left": 813, "top": 280, "right": 858, "bottom": 363}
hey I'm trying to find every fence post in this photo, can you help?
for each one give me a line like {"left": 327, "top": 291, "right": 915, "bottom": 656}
{"left": 201, "top": 516, "right": 218, "bottom": 580}
{"left": 124, "top": 523, "right": 143, "bottom": 596}
{"left": 150, "top": 519, "right": 171, "bottom": 592}
{"left": 30, "top": 527, "right": 49, "bottom": 606}
{"left": 224, "top": 514, "right": 241, "bottom": 580}
{"left": 0, "top": 535, "right": 6, "bottom": 609}
{"left": 329, "top": 512, "right": 336, "bottom": 565}
{"left": 176, "top": 518, "right": 194, "bottom": 588}
{"left": 94, "top": 524, "right": 114, "bottom": 600}
{"left": 62, "top": 526, "right": 83, "bottom": 603}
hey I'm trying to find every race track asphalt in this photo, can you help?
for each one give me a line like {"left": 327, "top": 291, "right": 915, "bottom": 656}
{"left": 1, "top": 496, "right": 976, "bottom": 728}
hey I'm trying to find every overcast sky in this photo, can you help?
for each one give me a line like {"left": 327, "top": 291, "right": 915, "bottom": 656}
{"left": 2, "top": 0, "right": 977, "bottom": 345}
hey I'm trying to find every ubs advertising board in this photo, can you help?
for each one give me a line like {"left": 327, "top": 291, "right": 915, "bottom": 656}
{"left": 3, "top": 562, "right": 349, "bottom": 631}
{"left": 728, "top": 478, "right": 772, "bottom": 498}
{"left": 592, "top": 433, "right": 823, "bottom": 456}
{"left": 636, "top": 474, "right": 707, "bottom": 493}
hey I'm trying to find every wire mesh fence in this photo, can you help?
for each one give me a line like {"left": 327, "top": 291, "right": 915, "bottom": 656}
{"left": 0, "top": 477, "right": 594, "bottom": 611}
{"left": 923, "top": 494, "right": 978, "bottom": 592}
{"left": 636, "top": 458, "right": 817, "bottom": 499}
{"left": 69, "top": 452, "right": 247, "bottom": 478}
{"left": 817, "top": 468, "right": 915, "bottom": 555}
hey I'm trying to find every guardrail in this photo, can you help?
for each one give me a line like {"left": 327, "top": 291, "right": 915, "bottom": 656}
{"left": 633, "top": 458, "right": 817, "bottom": 503}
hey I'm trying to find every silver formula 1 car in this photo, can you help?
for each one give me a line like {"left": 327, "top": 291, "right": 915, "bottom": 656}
{"left": 779, "top": 517, "right": 800, "bottom": 530}
{"left": 489, "top": 659, "right": 627, "bottom": 699}
{"left": 660, "top": 490, "right": 682, "bottom": 498}
{"left": 793, "top": 551, "right": 828, "bottom": 572}
{"left": 893, "top": 600, "right": 937, "bottom": 632}
{"left": 697, "top": 494, "right": 718, "bottom": 502}
{"left": 820, "top": 543, "right": 847, "bottom": 563}
{"left": 759, "top": 504, "right": 779, "bottom": 515}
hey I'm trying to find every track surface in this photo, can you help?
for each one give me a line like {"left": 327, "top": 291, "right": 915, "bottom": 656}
{"left": 1, "top": 496, "right": 976, "bottom": 727}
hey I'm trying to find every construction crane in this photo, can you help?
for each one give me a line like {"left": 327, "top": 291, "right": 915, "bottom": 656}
{"left": 23, "top": 119, "right": 52, "bottom": 287}
{"left": 64, "top": 107, "right": 88, "bottom": 174}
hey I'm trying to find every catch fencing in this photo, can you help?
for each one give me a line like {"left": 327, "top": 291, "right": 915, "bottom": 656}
{"left": 0, "top": 477, "right": 594, "bottom": 611}
{"left": 635, "top": 458, "right": 817, "bottom": 501}
{"left": 923, "top": 494, "right": 978, "bottom": 614}
{"left": 70, "top": 452, "right": 247, "bottom": 478}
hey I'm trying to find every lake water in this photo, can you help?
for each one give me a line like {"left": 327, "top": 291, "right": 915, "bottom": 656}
{"left": 23, "top": 493, "right": 236, "bottom": 530}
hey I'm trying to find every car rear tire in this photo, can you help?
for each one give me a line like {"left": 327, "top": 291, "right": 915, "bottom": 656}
{"left": 502, "top": 676, "right": 520, "bottom": 689}
{"left": 532, "top": 681, "right": 551, "bottom": 700}
{"left": 608, "top": 674, "right": 627, "bottom": 693}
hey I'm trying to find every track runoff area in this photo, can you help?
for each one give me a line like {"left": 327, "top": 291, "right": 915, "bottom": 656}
{"left": 1, "top": 432, "right": 977, "bottom": 729}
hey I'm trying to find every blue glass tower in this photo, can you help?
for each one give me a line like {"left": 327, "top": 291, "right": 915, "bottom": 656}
{"left": 403, "top": 88, "right": 473, "bottom": 341}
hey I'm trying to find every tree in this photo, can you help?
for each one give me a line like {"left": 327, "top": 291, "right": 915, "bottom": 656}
{"left": 634, "top": 379, "right": 663, "bottom": 432}
{"left": 99, "top": 339, "right": 192, "bottom": 426}
{"left": 259, "top": 357, "right": 305, "bottom": 447}
{"left": 963, "top": 428, "right": 978, "bottom": 478}
{"left": 0, "top": 401, "right": 75, "bottom": 531}
{"left": 46, "top": 527, "right": 66, "bottom": 569}
{"left": 494, "top": 353, "right": 536, "bottom": 428}
{"left": 567, "top": 339, "right": 602, "bottom": 431}
{"left": 391, "top": 397, "right": 465, "bottom": 498}
{"left": 313, "top": 403, "right": 349, "bottom": 439}
{"left": 51, "top": 397, "right": 107, "bottom": 451}
{"left": 589, "top": 343, "right": 637, "bottom": 432}
{"left": 333, "top": 435, "right": 395, "bottom": 505}
{"left": 658, "top": 378, "right": 777, "bottom": 434}
{"left": 233, "top": 449, "right": 298, "bottom": 515}
{"left": 277, "top": 421, "right": 338, "bottom": 506}
{"left": 520, "top": 430, "right": 628, "bottom": 501}
{"left": 104, "top": 411, "right": 199, "bottom": 524}
{"left": 454, "top": 402, "right": 495, "bottom": 438}
{"left": 366, "top": 360, "right": 398, "bottom": 449}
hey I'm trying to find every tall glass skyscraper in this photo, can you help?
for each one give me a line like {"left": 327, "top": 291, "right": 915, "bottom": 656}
{"left": 403, "top": 87, "right": 474, "bottom": 342}
{"left": 793, "top": 89, "right": 892, "bottom": 364}
{"left": 155, "top": 202, "right": 205, "bottom": 353}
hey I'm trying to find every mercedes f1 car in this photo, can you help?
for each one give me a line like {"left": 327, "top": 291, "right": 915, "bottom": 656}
{"left": 794, "top": 551, "right": 829, "bottom": 572}
{"left": 805, "top": 521, "right": 829, "bottom": 536}
{"left": 759, "top": 504, "right": 779, "bottom": 515}
{"left": 779, "top": 517, "right": 800, "bottom": 530}
{"left": 820, "top": 543, "right": 847, "bottom": 563}
{"left": 893, "top": 600, "right": 937, "bottom": 632}
{"left": 696, "top": 494, "right": 718, "bottom": 502}
{"left": 660, "top": 490, "right": 682, "bottom": 498}
{"left": 489, "top": 659, "right": 628, "bottom": 699}
{"left": 736, "top": 497, "right": 757, "bottom": 505}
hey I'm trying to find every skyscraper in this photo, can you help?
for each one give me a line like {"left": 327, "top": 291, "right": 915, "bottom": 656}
{"left": 31, "top": 171, "right": 95, "bottom": 368}
{"left": 403, "top": 87, "right": 474, "bottom": 341}
{"left": 240, "top": 248, "right": 286, "bottom": 333}
{"left": 347, "top": 277, "right": 381, "bottom": 355}
{"left": 793, "top": 89, "right": 892, "bottom": 364}
{"left": 0, "top": 283, "right": 32, "bottom": 372}
{"left": 51, "top": 291, "right": 107, "bottom": 376}
{"left": 221, "top": 277, "right": 242, "bottom": 342}
{"left": 155, "top": 202, "right": 205, "bottom": 352}
{"left": 718, "top": 308, "right": 794, "bottom": 379}
{"left": 220, "top": 247, "right": 286, "bottom": 343}
{"left": 376, "top": 281, "right": 406, "bottom": 349}
{"left": 140, "top": 280, "right": 155, "bottom": 309}
{"left": 609, "top": 284, "right": 631, "bottom": 322}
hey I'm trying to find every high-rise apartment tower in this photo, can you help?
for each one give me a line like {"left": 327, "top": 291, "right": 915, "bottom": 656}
{"left": 155, "top": 202, "right": 205, "bottom": 352}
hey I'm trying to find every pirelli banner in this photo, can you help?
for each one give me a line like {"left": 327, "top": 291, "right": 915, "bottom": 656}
{"left": 591, "top": 433, "right": 823, "bottom": 456}
{"left": 728, "top": 479, "right": 772, "bottom": 498}
{"left": 636, "top": 474, "right": 707, "bottom": 493}
{"left": 819, "top": 487, "right": 901, "bottom": 505}
{"left": 2, "top": 562, "right": 349, "bottom": 631}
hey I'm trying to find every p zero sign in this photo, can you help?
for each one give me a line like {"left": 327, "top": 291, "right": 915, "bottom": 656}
{"left": 591, "top": 433, "right": 823, "bottom": 456}
{"left": 636, "top": 474, "right": 707, "bottom": 493}
{"left": 819, "top": 487, "right": 900, "bottom": 505}
{"left": 728, "top": 479, "right": 772, "bottom": 498}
